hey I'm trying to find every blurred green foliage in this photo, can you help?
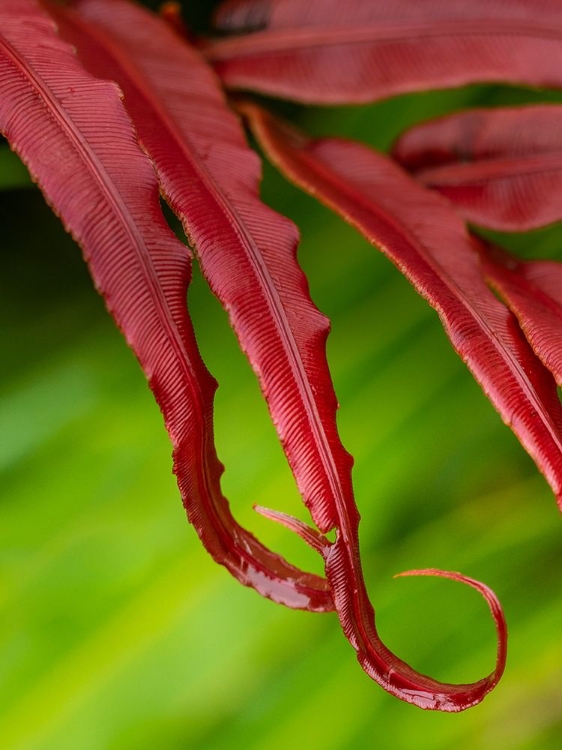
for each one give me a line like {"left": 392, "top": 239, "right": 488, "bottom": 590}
{"left": 0, "top": 145, "right": 32, "bottom": 191}
{"left": 1, "top": 2, "right": 562, "bottom": 748}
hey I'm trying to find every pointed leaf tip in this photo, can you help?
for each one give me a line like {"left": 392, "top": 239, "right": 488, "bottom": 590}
{"left": 394, "top": 568, "right": 508, "bottom": 699}
{"left": 254, "top": 505, "right": 330, "bottom": 555}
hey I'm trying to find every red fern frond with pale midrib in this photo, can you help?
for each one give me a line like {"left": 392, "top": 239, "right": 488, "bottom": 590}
{"left": 2, "top": 0, "right": 332, "bottom": 613}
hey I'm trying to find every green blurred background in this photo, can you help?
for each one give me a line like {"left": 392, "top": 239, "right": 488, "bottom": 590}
{"left": 2, "top": 2, "right": 562, "bottom": 748}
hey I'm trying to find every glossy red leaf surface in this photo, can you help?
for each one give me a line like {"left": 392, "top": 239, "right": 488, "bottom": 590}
{"left": 482, "top": 246, "right": 562, "bottom": 386}
{"left": 49, "top": 0, "right": 357, "bottom": 603}
{"left": 393, "top": 106, "right": 562, "bottom": 231}
{"left": 3, "top": 0, "right": 331, "bottom": 612}
{"left": 207, "top": 0, "right": 562, "bottom": 104}
{"left": 240, "top": 104, "right": 520, "bottom": 709}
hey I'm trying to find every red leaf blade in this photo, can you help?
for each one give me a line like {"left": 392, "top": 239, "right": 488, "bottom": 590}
{"left": 50, "top": 0, "right": 355, "bottom": 600}
{"left": 6, "top": 0, "right": 332, "bottom": 612}
{"left": 393, "top": 105, "right": 562, "bottom": 231}
{"left": 482, "top": 247, "right": 562, "bottom": 387}
{"left": 207, "top": 0, "right": 562, "bottom": 104}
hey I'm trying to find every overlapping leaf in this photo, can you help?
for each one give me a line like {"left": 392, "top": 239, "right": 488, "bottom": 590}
{"left": 206, "top": 0, "right": 562, "bottom": 104}
{"left": 393, "top": 106, "right": 562, "bottom": 231}
{"left": 391, "top": 105, "right": 562, "bottom": 452}
{"left": 47, "top": 0, "right": 358, "bottom": 601}
{"left": 241, "top": 105, "right": 562, "bottom": 509}
{"left": 481, "top": 247, "right": 562, "bottom": 386}
{"left": 240, "top": 103, "right": 522, "bottom": 709}
{"left": 1, "top": 0, "right": 333, "bottom": 612}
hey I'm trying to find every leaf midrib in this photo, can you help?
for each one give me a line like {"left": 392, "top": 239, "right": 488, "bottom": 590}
{"left": 205, "top": 19, "right": 562, "bottom": 59}
{"left": 418, "top": 152, "right": 562, "bottom": 186}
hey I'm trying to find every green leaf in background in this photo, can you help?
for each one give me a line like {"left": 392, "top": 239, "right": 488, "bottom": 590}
{"left": 1, "top": 83, "right": 562, "bottom": 748}
{"left": 0, "top": 144, "right": 32, "bottom": 191}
